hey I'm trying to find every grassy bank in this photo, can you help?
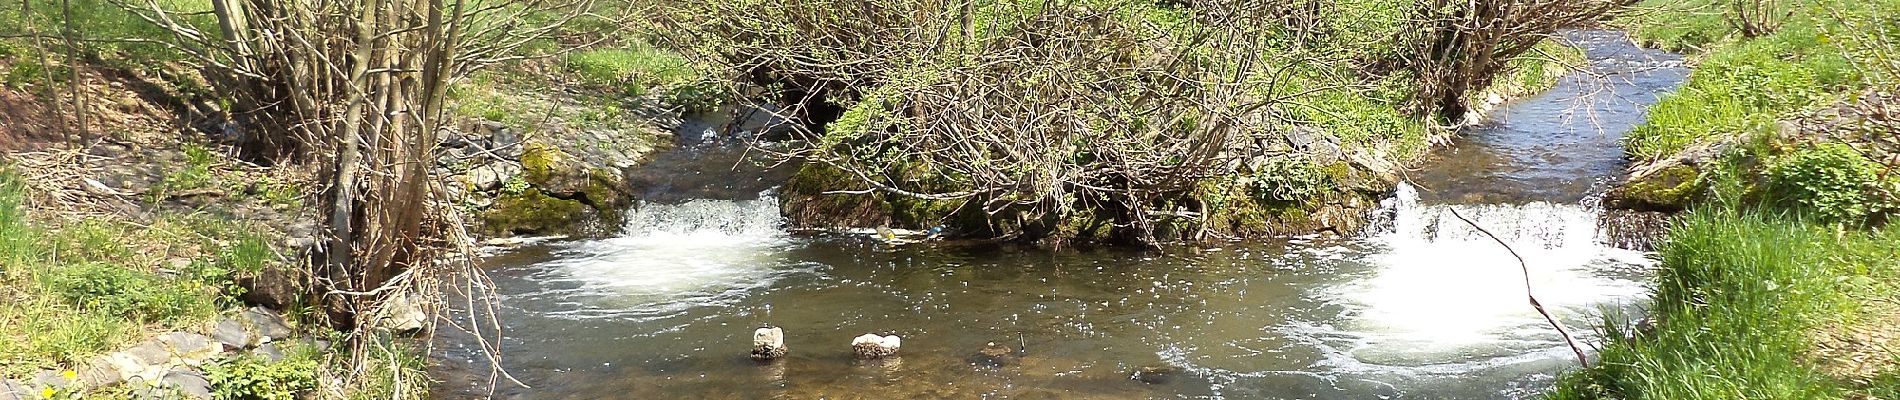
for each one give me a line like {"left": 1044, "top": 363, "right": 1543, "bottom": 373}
{"left": 1554, "top": 0, "right": 1899, "bottom": 397}
{"left": 1618, "top": 0, "right": 1891, "bottom": 161}
{"left": 0, "top": 172, "right": 264, "bottom": 377}
{"left": 1551, "top": 210, "right": 1899, "bottom": 398}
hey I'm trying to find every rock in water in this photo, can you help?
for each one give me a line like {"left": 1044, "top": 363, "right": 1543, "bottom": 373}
{"left": 751, "top": 327, "right": 787, "bottom": 360}
{"left": 851, "top": 333, "right": 901, "bottom": 359}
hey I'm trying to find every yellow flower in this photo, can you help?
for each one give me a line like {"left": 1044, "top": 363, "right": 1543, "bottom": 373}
{"left": 39, "top": 387, "right": 54, "bottom": 399}
{"left": 60, "top": 370, "right": 76, "bottom": 381}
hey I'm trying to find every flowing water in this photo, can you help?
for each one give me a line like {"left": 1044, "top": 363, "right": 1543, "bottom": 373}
{"left": 432, "top": 30, "right": 1687, "bottom": 399}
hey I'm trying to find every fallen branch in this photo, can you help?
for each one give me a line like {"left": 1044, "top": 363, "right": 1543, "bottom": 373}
{"left": 1445, "top": 207, "right": 1592, "bottom": 368}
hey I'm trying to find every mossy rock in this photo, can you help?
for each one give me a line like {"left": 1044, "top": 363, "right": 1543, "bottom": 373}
{"left": 481, "top": 190, "right": 592, "bottom": 236}
{"left": 1608, "top": 164, "right": 1705, "bottom": 213}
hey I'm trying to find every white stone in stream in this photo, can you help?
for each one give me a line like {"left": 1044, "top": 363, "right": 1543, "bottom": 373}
{"left": 751, "top": 327, "right": 786, "bottom": 360}
{"left": 851, "top": 334, "right": 900, "bottom": 359}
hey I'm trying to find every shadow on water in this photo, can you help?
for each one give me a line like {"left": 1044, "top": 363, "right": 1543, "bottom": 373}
{"left": 431, "top": 30, "right": 1686, "bottom": 399}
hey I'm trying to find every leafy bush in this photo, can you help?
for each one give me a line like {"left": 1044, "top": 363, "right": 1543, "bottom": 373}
{"left": 206, "top": 353, "right": 319, "bottom": 400}
{"left": 1767, "top": 143, "right": 1896, "bottom": 223}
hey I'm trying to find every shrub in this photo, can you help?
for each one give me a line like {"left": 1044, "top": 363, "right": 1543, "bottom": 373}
{"left": 1767, "top": 143, "right": 1895, "bottom": 223}
{"left": 206, "top": 353, "right": 319, "bottom": 400}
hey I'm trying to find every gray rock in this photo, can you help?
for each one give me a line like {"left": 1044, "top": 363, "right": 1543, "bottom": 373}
{"left": 969, "top": 341, "right": 1022, "bottom": 368}
{"left": 1131, "top": 365, "right": 1179, "bottom": 385}
{"left": 158, "top": 369, "right": 212, "bottom": 400}
{"left": 750, "top": 326, "right": 786, "bottom": 360}
{"left": 238, "top": 269, "right": 304, "bottom": 310}
{"left": 0, "top": 379, "right": 30, "bottom": 400}
{"left": 156, "top": 332, "right": 222, "bottom": 365}
{"left": 212, "top": 319, "right": 254, "bottom": 350}
{"left": 465, "top": 163, "right": 522, "bottom": 192}
{"left": 492, "top": 128, "right": 523, "bottom": 158}
{"left": 242, "top": 307, "right": 294, "bottom": 341}
{"left": 375, "top": 292, "right": 430, "bottom": 334}
{"left": 251, "top": 343, "right": 286, "bottom": 363}
{"left": 76, "top": 356, "right": 124, "bottom": 388}
{"left": 31, "top": 370, "right": 70, "bottom": 389}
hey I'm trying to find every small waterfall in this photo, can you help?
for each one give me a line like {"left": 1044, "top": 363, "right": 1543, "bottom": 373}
{"left": 1331, "top": 182, "right": 1650, "bottom": 363}
{"left": 619, "top": 195, "right": 786, "bottom": 243}
{"left": 1375, "top": 182, "right": 1609, "bottom": 250}
{"left": 520, "top": 195, "right": 807, "bottom": 320}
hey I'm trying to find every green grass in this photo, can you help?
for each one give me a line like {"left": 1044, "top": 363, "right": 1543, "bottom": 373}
{"left": 1550, "top": 210, "right": 1900, "bottom": 399}
{"left": 0, "top": 171, "right": 280, "bottom": 379}
{"left": 1619, "top": 0, "right": 1895, "bottom": 162}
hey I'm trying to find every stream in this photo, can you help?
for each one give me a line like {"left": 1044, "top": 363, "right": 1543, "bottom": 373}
{"left": 432, "top": 30, "right": 1688, "bottom": 399}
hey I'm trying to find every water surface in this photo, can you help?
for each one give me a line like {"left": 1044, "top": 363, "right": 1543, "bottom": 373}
{"left": 432, "top": 30, "right": 1687, "bottom": 399}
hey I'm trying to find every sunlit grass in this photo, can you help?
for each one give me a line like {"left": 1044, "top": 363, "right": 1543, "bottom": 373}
{"left": 0, "top": 171, "right": 278, "bottom": 378}
{"left": 1550, "top": 210, "right": 1900, "bottom": 399}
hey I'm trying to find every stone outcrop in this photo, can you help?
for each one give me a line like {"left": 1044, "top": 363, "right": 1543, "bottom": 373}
{"left": 440, "top": 118, "right": 669, "bottom": 238}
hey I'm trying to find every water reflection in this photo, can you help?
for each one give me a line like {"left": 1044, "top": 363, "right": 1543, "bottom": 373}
{"left": 432, "top": 29, "right": 1684, "bottom": 400}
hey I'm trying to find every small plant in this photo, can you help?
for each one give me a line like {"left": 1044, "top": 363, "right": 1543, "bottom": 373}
{"left": 1766, "top": 143, "right": 1895, "bottom": 223}
{"left": 162, "top": 143, "right": 218, "bottom": 193}
{"left": 500, "top": 176, "right": 531, "bottom": 195}
{"left": 206, "top": 353, "right": 319, "bottom": 400}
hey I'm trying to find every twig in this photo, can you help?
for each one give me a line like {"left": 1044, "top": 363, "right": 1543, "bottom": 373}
{"left": 1444, "top": 207, "right": 1592, "bottom": 368}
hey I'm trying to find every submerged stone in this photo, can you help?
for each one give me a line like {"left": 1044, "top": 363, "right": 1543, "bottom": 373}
{"left": 1130, "top": 365, "right": 1179, "bottom": 385}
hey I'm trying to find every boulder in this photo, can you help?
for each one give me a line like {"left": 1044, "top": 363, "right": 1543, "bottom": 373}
{"left": 464, "top": 162, "right": 522, "bottom": 192}
{"left": 251, "top": 343, "right": 286, "bottom": 363}
{"left": 241, "top": 307, "right": 294, "bottom": 342}
{"left": 211, "top": 319, "right": 255, "bottom": 350}
{"left": 850, "top": 333, "right": 901, "bottom": 359}
{"left": 1130, "top": 365, "right": 1179, "bottom": 385}
{"left": 969, "top": 341, "right": 1022, "bottom": 368}
{"left": 237, "top": 268, "right": 305, "bottom": 310}
{"left": 751, "top": 326, "right": 787, "bottom": 360}
{"left": 154, "top": 332, "right": 221, "bottom": 366}
{"left": 156, "top": 369, "right": 212, "bottom": 400}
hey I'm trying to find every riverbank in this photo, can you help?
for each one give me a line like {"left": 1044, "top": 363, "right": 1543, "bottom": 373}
{"left": 1557, "top": 0, "right": 1900, "bottom": 397}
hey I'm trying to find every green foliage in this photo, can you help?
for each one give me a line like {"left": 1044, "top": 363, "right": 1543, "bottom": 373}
{"left": 1248, "top": 157, "right": 1333, "bottom": 202}
{"left": 206, "top": 352, "right": 319, "bottom": 400}
{"left": 162, "top": 143, "right": 217, "bottom": 193}
{"left": 563, "top": 45, "right": 720, "bottom": 110}
{"left": 1623, "top": 0, "right": 1873, "bottom": 161}
{"left": 1766, "top": 143, "right": 1897, "bottom": 223}
{"left": 0, "top": 0, "right": 215, "bottom": 72}
{"left": 1551, "top": 210, "right": 1900, "bottom": 399}
{"left": 40, "top": 262, "right": 214, "bottom": 324}
{"left": 1, "top": 169, "right": 281, "bottom": 377}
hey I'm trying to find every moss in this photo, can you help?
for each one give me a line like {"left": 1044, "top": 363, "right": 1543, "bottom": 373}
{"left": 519, "top": 142, "right": 563, "bottom": 186}
{"left": 480, "top": 190, "right": 589, "bottom": 236}
{"left": 1617, "top": 164, "right": 1707, "bottom": 211}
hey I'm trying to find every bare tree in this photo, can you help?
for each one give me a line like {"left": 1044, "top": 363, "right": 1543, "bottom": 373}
{"left": 1396, "top": 0, "right": 1635, "bottom": 122}
{"left": 656, "top": 0, "right": 1353, "bottom": 246}
{"left": 109, "top": 0, "right": 616, "bottom": 391}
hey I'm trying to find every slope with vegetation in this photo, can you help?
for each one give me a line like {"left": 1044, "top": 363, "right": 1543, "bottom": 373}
{"left": 1556, "top": 0, "right": 1900, "bottom": 398}
{"left": 652, "top": 0, "right": 1620, "bottom": 246}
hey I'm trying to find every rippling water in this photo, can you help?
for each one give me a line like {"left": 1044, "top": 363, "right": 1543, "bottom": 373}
{"left": 432, "top": 30, "right": 1687, "bottom": 399}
